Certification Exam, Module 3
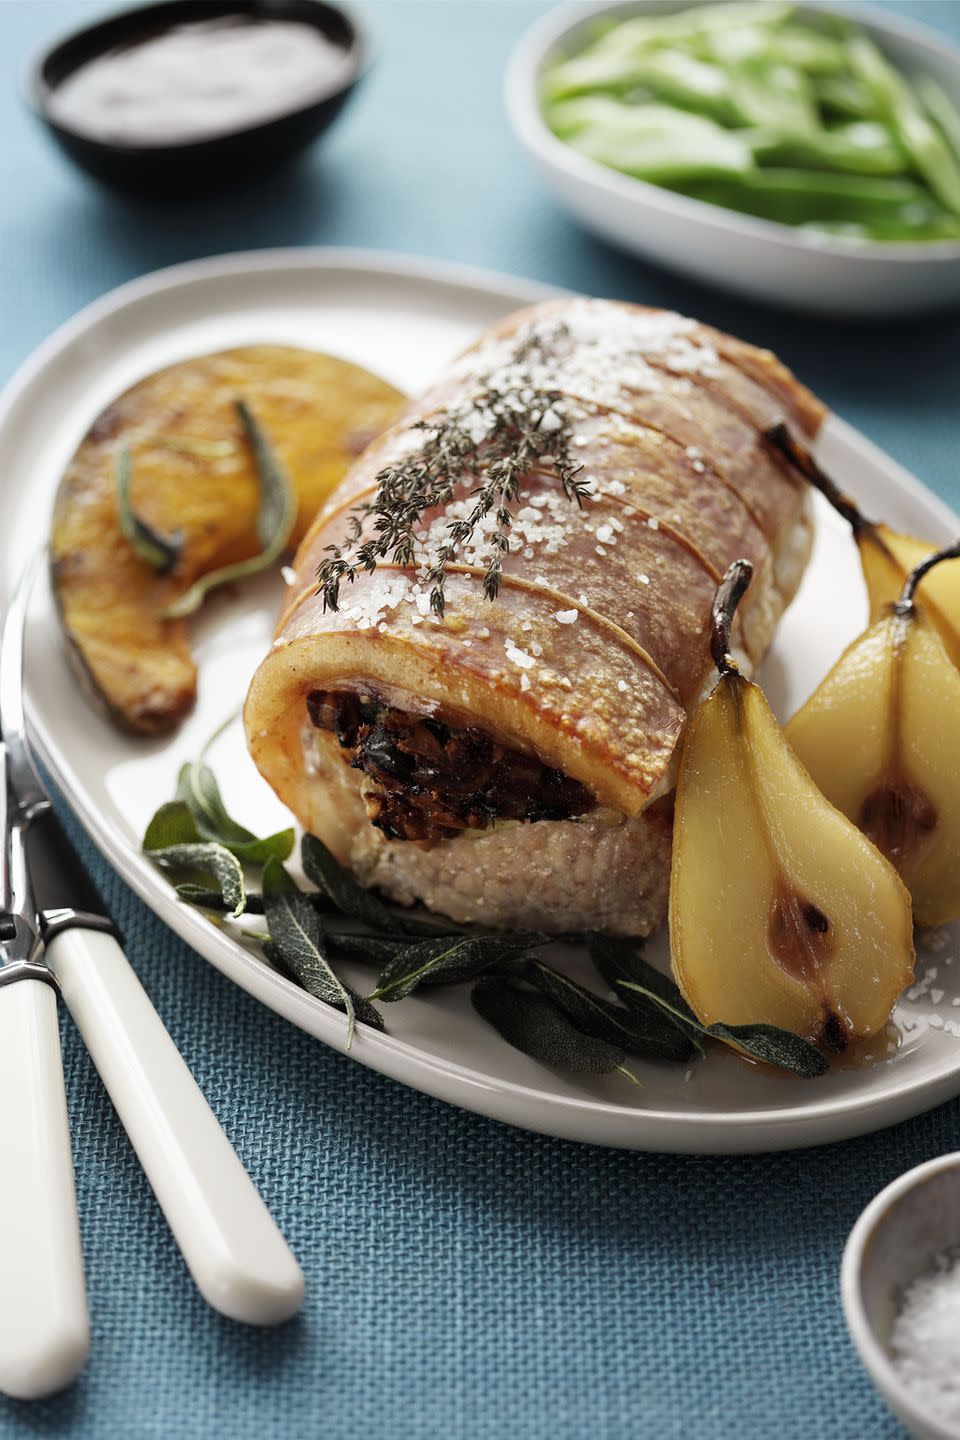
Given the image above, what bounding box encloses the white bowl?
[505,0,960,315]
[841,1153,960,1440]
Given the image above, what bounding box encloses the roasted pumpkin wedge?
[51,346,406,734]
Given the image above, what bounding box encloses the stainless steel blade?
[0,549,50,825]
[0,551,50,967]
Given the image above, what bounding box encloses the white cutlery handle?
[0,977,90,1399]
[47,928,304,1326]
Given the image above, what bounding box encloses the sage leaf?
[301,833,399,932]
[471,978,637,1083]
[116,446,183,573]
[262,859,383,1040]
[146,841,245,918]
[589,934,703,1053]
[143,799,199,851]
[176,762,293,862]
[528,959,695,1063]
[616,980,828,1078]
[321,930,414,967]
[262,857,296,895]
[163,398,296,619]
[371,933,538,1003]
[705,1023,829,1078]
[175,884,265,915]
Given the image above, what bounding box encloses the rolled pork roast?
[245,299,823,935]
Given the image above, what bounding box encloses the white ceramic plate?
[506,0,960,316]
[3,247,959,1153]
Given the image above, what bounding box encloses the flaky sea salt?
[555,609,578,625]
[505,641,535,670]
[890,1248,960,1429]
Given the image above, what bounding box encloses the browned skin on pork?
[246,300,822,934]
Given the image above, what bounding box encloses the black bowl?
[27,0,367,197]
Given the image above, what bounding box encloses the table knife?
[3,555,304,1353]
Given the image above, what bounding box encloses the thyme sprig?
[317,326,591,618]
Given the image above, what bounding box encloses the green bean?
[848,35,960,215]
[814,73,882,119]
[678,169,951,228]
[548,100,753,185]
[748,121,907,176]
[699,25,849,75]
[916,77,960,167]
[725,58,818,135]
[810,216,960,242]
[544,48,740,124]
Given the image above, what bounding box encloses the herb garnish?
[316,325,591,618]
[163,399,296,619]
[140,751,832,1079]
[262,859,383,1042]
[471,978,641,1087]
[116,446,183,573]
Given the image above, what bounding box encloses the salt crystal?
[505,642,536,670]
[617,680,628,693]
[578,594,590,606]
[932,988,945,1005]
[520,672,531,692]
[595,524,614,544]
[281,565,297,585]
[595,545,607,557]
[891,1247,960,1433]
[638,574,650,586]
[555,609,578,625]
[521,621,532,632]
[531,642,543,657]
[647,516,660,531]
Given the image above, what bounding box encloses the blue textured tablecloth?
[2,2,960,1436]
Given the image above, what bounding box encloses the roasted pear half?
[670,560,915,1054]
[51,346,405,735]
[787,542,960,927]
[767,422,960,669]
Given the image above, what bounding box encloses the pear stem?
[710,559,753,678]
[764,422,871,538]
[895,538,960,616]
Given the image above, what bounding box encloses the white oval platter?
[2,247,958,1153]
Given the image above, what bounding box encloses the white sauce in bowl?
[47,17,355,147]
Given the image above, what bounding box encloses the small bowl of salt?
[842,1153,960,1440]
